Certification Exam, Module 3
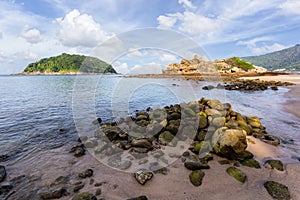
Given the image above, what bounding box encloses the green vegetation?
[23,53,117,73]
[242,44,300,71]
[224,57,255,71]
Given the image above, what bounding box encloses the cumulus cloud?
[159,53,178,64]
[56,9,111,47]
[250,43,288,55]
[113,61,129,74]
[157,11,220,35]
[127,48,148,58]
[130,62,163,75]
[14,51,38,61]
[157,15,178,29]
[279,0,300,15]
[177,12,220,35]
[178,0,196,9]
[20,26,42,44]
[237,38,288,55]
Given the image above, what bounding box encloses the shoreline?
[241,74,300,120]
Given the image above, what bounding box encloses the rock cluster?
[203,79,294,92]
[65,97,291,199]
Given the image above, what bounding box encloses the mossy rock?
[127,196,148,200]
[184,161,210,170]
[237,150,254,161]
[238,120,253,135]
[198,112,208,129]
[264,160,284,171]
[194,141,210,154]
[264,181,290,200]
[207,100,224,111]
[189,170,205,187]
[158,131,177,146]
[72,192,97,200]
[241,158,261,169]
[212,117,226,127]
[226,166,247,183]
[183,107,196,117]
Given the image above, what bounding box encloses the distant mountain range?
[23,53,116,74]
[241,44,300,71]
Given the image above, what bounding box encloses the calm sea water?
[0,75,300,164]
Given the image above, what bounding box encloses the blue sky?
[0,0,300,74]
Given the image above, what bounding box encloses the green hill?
[23,53,117,74]
[241,44,300,71]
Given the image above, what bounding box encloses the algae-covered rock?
[158,131,177,146]
[247,116,262,128]
[264,181,290,200]
[238,120,253,135]
[226,166,247,183]
[127,196,148,200]
[207,100,224,111]
[241,158,261,169]
[184,161,210,170]
[264,160,284,171]
[72,192,97,200]
[212,117,226,127]
[198,112,208,129]
[212,127,247,159]
[237,150,254,161]
[194,141,210,154]
[189,170,205,187]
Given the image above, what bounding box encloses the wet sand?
[4,136,299,200]
[242,74,300,120]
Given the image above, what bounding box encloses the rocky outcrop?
[162,55,268,75]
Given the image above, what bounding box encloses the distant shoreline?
[11,72,120,76]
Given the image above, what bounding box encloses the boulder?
[134,169,154,185]
[226,167,247,183]
[127,196,148,200]
[72,192,97,200]
[198,112,208,129]
[212,127,247,159]
[212,117,226,127]
[241,158,261,169]
[264,181,290,200]
[189,170,205,187]
[264,160,284,171]
[207,100,224,111]
[194,141,210,154]
[184,162,210,170]
[158,131,177,146]
[0,165,6,183]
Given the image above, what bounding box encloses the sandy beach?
[242,74,300,120]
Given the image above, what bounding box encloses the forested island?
[22,53,117,74]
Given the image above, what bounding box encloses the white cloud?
[159,53,178,64]
[237,38,288,55]
[13,51,38,61]
[279,0,300,15]
[20,26,42,44]
[113,61,129,74]
[177,12,220,35]
[237,37,272,47]
[178,0,196,9]
[0,32,3,39]
[56,9,111,47]
[157,15,178,29]
[130,62,163,74]
[127,48,148,58]
[251,43,288,55]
